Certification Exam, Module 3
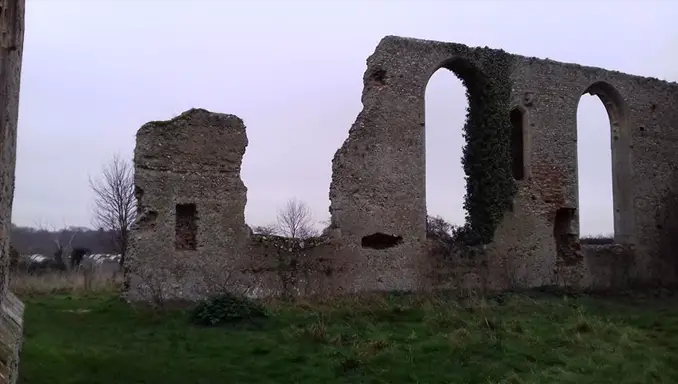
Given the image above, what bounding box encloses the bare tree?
[276,198,318,239]
[33,220,76,271]
[54,230,77,271]
[89,154,136,267]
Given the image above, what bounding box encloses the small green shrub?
[190,293,269,326]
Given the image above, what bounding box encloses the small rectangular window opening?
[554,207,575,238]
[175,203,198,251]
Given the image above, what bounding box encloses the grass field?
[17,288,678,384]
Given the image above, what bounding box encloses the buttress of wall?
[126,109,251,302]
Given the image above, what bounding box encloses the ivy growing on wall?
[457,51,517,245]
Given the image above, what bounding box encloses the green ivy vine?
[458,51,517,245]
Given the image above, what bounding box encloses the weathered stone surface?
[0,293,23,384]
[128,35,678,303]
[0,0,25,382]
[580,244,633,290]
[244,234,343,298]
[330,35,678,291]
[125,109,251,302]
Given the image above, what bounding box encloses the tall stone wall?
[125,109,252,301]
[330,35,678,292]
[126,35,678,303]
[0,0,25,382]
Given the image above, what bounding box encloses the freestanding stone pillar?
[0,0,25,382]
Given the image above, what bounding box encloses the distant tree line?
[10,224,118,255]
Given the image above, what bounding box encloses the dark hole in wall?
[367,68,387,85]
[510,108,525,181]
[361,233,403,250]
[137,210,159,228]
[553,207,579,266]
[175,203,198,251]
[134,186,144,200]
[134,186,145,215]
[553,207,575,237]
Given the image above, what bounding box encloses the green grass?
[18,291,678,384]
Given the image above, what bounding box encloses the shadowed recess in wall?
[361,233,404,250]
[554,207,579,266]
[175,203,198,251]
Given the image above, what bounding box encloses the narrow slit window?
[175,203,197,250]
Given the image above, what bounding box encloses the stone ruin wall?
[125,35,678,303]
[126,110,251,300]
[0,0,25,382]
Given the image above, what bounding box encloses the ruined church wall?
[329,37,499,293]
[330,35,678,293]
[125,110,356,301]
[243,236,348,298]
[127,36,678,304]
[621,82,678,285]
[509,56,678,287]
[125,109,252,301]
[328,36,565,293]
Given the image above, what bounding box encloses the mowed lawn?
[18,291,678,384]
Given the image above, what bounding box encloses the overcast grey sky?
[13,0,677,235]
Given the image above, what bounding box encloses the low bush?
[191,293,269,326]
[426,215,471,254]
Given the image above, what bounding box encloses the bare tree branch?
[89,154,136,267]
[32,220,75,271]
[276,198,318,239]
